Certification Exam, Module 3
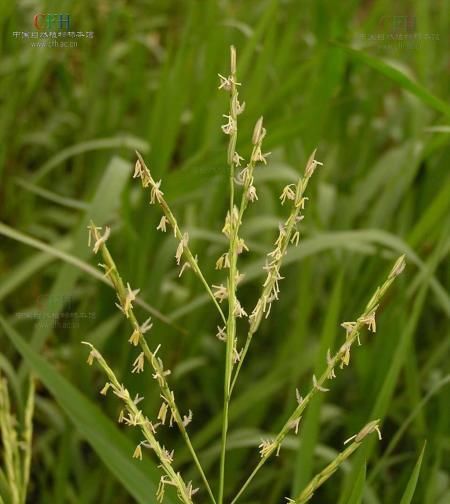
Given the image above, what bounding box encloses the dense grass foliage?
[0,1,449,503]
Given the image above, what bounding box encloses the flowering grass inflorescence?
[82,47,406,503]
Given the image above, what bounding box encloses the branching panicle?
[83,46,407,504]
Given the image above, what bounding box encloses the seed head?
[252,116,265,145]
[156,216,169,232]
[132,352,145,374]
[100,382,111,396]
[133,443,143,461]
[389,254,406,279]
[344,419,382,445]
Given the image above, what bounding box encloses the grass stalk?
[135,151,227,326]
[286,420,382,503]
[82,342,195,504]
[218,45,239,504]
[87,223,216,504]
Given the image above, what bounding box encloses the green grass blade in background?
[0,222,179,330]
[0,315,173,504]
[399,443,426,504]
[335,44,450,117]
[0,238,70,302]
[292,275,343,494]
[30,136,149,183]
[28,156,131,354]
[346,462,367,504]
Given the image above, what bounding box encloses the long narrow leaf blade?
[399,443,426,504]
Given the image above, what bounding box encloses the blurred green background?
[0,0,449,503]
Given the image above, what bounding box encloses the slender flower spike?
[124,410,144,426]
[140,317,153,334]
[179,261,191,277]
[128,329,140,346]
[258,439,276,458]
[87,224,101,247]
[341,321,358,339]
[247,185,258,202]
[158,402,169,425]
[253,147,271,165]
[150,180,164,205]
[100,382,111,396]
[161,447,174,464]
[175,232,189,265]
[326,349,336,379]
[280,184,296,205]
[216,326,227,341]
[133,159,143,178]
[133,443,143,461]
[132,352,145,374]
[221,114,237,136]
[232,340,242,364]
[291,230,300,246]
[389,254,406,279]
[212,284,228,303]
[232,152,244,166]
[344,419,382,445]
[182,410,193,427]
[359,308,378,333]
[87,224,110,254]
[339,342,351,369]
[304,150,323,179]
[216,253,230,270]
[124,283,140,314]
[313,374,329,392]
[291,417,301,435]
[236,238,249,255]
[218,73,241,91]
[252,116,266,145]
[133,394,144,405]
[234,300,248,318]
[112,383,130,401]
[82,341,100,365]
[156,215,169,232]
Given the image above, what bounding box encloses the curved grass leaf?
[334,44,450,118]
[399,443,426,504]
[31,136,150,183]
[346,462,367,504]
[0,222,180,331]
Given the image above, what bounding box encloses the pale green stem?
[290,433,371,503]
[218,45,238,504]
[20,376,34,503]
[0,378,20,504]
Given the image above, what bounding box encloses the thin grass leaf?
[399,443,426,504]
[346,461,366,504]
[31,136,149,183]
[334,44,450,117]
